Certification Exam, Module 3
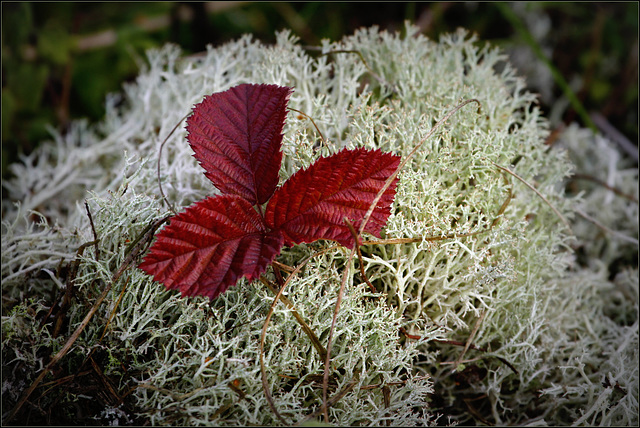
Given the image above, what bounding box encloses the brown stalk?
[575,208,639,245]
[320,99,482,423]
[157,113,190,216]
[570,173,638,203]
[344,219,377,294]
[321,229,358,422]
[359,99,481,238]
[85,201,100,261]
[259,247,337,425]
[89,356,122,405]
[259,276,327,361]
[295,375,359,426]
[451,310,486,370]
[288,107,327,145]
[4,215,170,425]
[38,370,93,394]
[489,160,573,233]
[358,168,511,249]
[100,276,130,342]
[51,239,98,338]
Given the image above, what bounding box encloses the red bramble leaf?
[139,195,284,299]
[187,83,292,205]
[264,147,400,248]
[140,84,400,299]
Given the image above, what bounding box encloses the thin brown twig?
[89,356,122,405]
[344,219,377,294]
[402,329,518,375]
[360,226,498,246]
[359,375,430,390]
[575,208,639,245]
[357,171,512,249]
[452,311,486,371]
[39,370,93,391]
[100,276,130,342]
[85,201,100,261]
[288,107,326,145]
[157,113,190,216]
[359,99,481,238]
[320,99,482,423]
[271,259,296,273]
[570,173,638,203]
[493,170,513,227]
[259,247,337,425]
[295,375,360,426]
[259,276,327,361]
[321,224,358,423]
[51,239,98,338]
[4,215,169,425]
[489,160,573,233]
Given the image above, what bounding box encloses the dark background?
[2,2,638,181]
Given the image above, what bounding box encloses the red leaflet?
[139,195,284,299]
[187,83,292,205]
[264,148,400,248]
[140,84,400,299]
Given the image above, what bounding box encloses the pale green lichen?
[2,23,637,426]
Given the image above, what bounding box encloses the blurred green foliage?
[1,3,172,180]
[2,2,637,183]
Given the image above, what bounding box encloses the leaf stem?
[321,99,482,423]
[259,276,328,361]
[259,247,336,425]
[322,238,357,423]
[489,160,573,233]
[288,107,326,145]
[359,99,481,237]
[157,113,190,216]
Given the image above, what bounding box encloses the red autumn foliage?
[264,147,400,248]
[187,84,291,205]
[138,195,284,299]
[139,83,400,299]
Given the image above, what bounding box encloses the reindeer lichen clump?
[2,24,637,426]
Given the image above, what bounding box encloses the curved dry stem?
[452,310,486,371]
[489,160,573,234]
[362,166,513,248]
[361,211,510,246]
[52,238,98,337]
[296,375,359,426]
[259,276,328,361]
[259,246,337,425]
[84,201,101,261]
[322,236,358,423]
[359,99,482,237]
[288,107,326,145]
[344,218,377,294]
[570,173,639,203]
[157,113,190,216]
[319,174,508,420]
[489,168,514,228]
[575,208,639,245]
[99,276,129,342]
[320,99,482,423]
